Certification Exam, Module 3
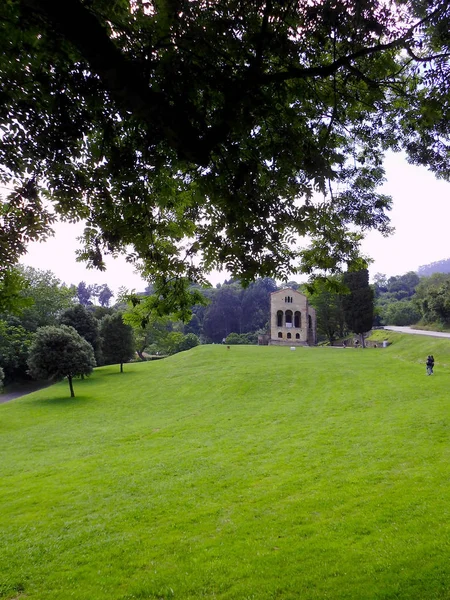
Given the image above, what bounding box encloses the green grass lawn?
[1,336,450,599]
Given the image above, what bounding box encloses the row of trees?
[0,265,206,393]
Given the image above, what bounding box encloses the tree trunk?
[68,375,75,397]
[137,350,146,361]
[120,362,123,373]
[360,333,365,348]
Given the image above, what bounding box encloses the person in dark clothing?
[426,355,435,375]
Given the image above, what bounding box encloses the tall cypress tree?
[343,270,374,348]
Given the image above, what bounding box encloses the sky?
[15,151,450,298]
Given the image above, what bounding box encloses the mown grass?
[1,338,450,599]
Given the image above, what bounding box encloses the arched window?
[308,314,312,329]
[294,311,301,328]
[285,310,293,328]
[277,310,283,327]
[287,332,292,339]
[295,333,300,339]
[278,331,283,338]
[285,296,287,303]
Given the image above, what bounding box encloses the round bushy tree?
[174,333,200,353]
[27,325,96,397]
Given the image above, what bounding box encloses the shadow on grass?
[31,394,92,407]
[103,369,140,377]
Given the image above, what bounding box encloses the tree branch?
[20,0,211,164]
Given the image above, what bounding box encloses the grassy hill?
[1,337,450,599]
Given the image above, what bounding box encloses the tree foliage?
[308,277,346,345]
[0,268,33,315]
[0,319,33,383]
[17,266,75,331]
[60,303,102,362]
[27,325,96,397]
[374,271,421,325]
[100,312,135,372]
[2,0,450,303]
[382,300,421,326]
[414,273,450,325]
[175,333,200,353]
[342,269,374,346]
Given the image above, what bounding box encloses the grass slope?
[1,339,450,600]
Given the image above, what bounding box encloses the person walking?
[426,355,435,375]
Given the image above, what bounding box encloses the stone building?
[269,288,316,346]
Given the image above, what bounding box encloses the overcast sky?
[15,151,450,297]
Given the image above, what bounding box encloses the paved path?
[0,381,52,404]
[384,326,450,339]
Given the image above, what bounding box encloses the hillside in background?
[2,340,450,599]
[418,258,450,276]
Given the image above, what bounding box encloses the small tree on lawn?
[27,325,96,398]
[100,313,135,372]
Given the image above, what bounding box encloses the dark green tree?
[240,278,277,333]
[2,0,450,306]
[309,277,346,345]
[27,325,96,397]
[60,304,102,363]
[343,269,374,347]
[184,313,202,337]
[203,285,242,343]
[100,313,135,372]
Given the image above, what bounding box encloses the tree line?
[0,266,204,394]
[374,271,450,329]
[2,263,450,394]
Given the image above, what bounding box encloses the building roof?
[270,287,306,298]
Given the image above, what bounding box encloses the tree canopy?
[1,0,450,299]
[27,325,96,397]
